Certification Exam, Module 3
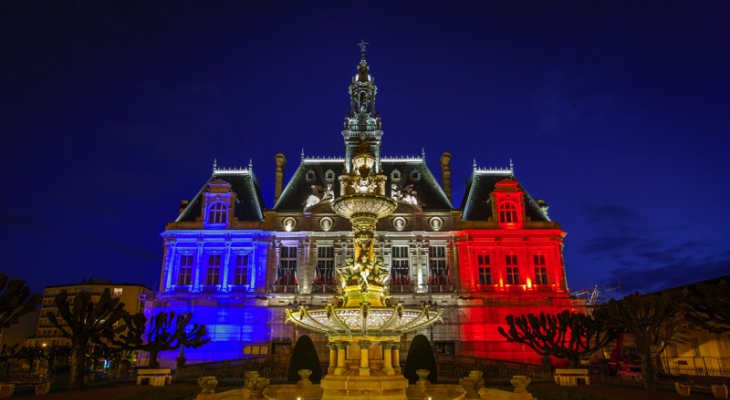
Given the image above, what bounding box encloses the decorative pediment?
[494,178,520,193]
[207,179,232,193]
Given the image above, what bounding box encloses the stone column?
[163,240,176,291]
[392,342,402,373]
[382,341,394,375]
[194,239,204,290]
[327,342,337,374]
[335,341,348,375]
[358,340,372,376]
[222,239,232,291]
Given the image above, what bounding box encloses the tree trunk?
[68,340,86,390]
[637,336,655,390]
[148,350,160,368]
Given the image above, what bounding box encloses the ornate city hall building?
[150,50,579,367]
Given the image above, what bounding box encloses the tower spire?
[343,42,383,174]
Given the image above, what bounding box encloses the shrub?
[403,334,437,384]
[287,335,322,383]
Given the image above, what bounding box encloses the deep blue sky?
[2,1,729,297]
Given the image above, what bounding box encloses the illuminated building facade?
[150,51,579,367]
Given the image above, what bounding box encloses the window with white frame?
[208,202,228,224]
[206,255,221,285]
[234,255,249,285]
[391,246,410,285]
[278,246,297,286]
[498,202,518,223]
[477,254,491,285]
[428,246,449,285]
[178,255,193,285]
[315,247,335,285]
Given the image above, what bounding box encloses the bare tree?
[683,278,730,334]
[46,289,127,390]
[0,274,42,329]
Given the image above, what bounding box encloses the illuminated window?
[178,255,193,285]
[498,202,518,223]
[478,255,491,285]
[112,288,123,297]
[316,247,335,285]
[234,255,248,285]
[507,267,520,285]
[428,246,449,285]
[208,202,227,224]
[391,246,410,285]
[206,255,221,285]
[278,246,297,286]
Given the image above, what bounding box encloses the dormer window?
[325,169,335,182]
[498,202,518,224]
[208,202,228,224]
[410,169,421,182]
[306,169,316,182]
[391,169,401,182]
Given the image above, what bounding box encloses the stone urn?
[459,371,484,399]
[297,369,313,388]
[197,376,218,394]
[416,369,431,390]
[242,371,259,397]
[675,382,691,397]
[511,375,532,393]
[245,376,270,399]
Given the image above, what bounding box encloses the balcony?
[229,285,250,293]
[311,283,337,293]
[477,285,496,292]
[428,284,455,293]
[389,283,415,293]
[271,284,298,293]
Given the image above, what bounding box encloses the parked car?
[617,365,642,381]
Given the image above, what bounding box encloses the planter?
[712,384,729,399]
[675,382,691,397]
[0,384,15,398]
[297,369,313,388]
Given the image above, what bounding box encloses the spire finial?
[213,158,217,173]
[249,158,253,170]
[358,40,369,54]
[421,147,426,159]
[473,159,477,169]
[509,158,514,174]
[301,148,305,162]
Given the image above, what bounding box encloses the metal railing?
[435,354,550,381]
[176,354,289,381]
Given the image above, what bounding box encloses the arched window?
[208,202,227,224]
[498,202,518,224]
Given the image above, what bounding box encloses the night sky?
[2,1,729,298]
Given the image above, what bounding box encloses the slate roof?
[460,170,550,222]
[177,170,266,222]
[274,158,453,212]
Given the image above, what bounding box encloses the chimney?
[178,200,189,216]
[440,152,452,202]
[274,153,287,203]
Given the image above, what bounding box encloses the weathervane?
[358,40,369,53]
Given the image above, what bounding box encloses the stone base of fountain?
[319,369,409,400]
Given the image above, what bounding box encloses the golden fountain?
[286,143,444,400]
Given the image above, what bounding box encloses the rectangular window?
[178,255,193,285]
[234,255,249,285]
[278,246,297,285]
[428,246,449,285]
[391,246,410,284]
[316,247,335,285]
[507,267,520,285]
[691,338,700,356]
[535,267,548,285]
[505,254,518,266]
[206,255,221,285]
[112,288,123,297]
[477,254,491,285]
[533,254,546,266]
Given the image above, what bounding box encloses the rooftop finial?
[249,158,253,170]
[213,158,217,173]
[473,158,477,169]
[301,148,305,162]
[358,40,369,54]
[510,158,514,174]
[421,147,426,159]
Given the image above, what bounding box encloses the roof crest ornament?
[358,40,369,54]
[213,158,217,173]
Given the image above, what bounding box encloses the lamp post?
[35,343,47,374]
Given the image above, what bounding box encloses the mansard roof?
[274,156,452,212]
[460,168,550,222]
[177,168,265,222]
